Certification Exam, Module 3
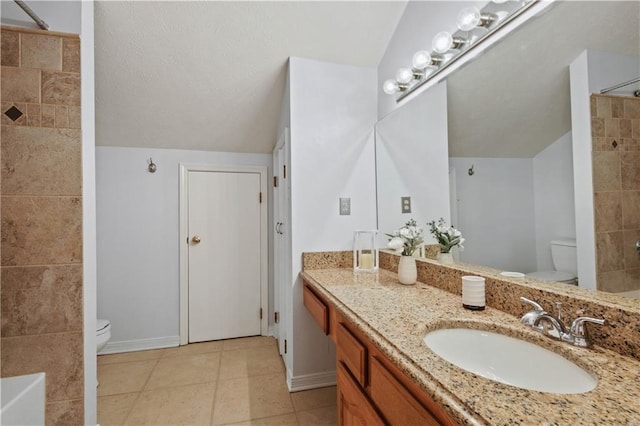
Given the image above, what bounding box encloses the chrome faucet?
[520,297,605,347]
[519,297,545,326]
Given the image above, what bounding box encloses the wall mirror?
[375,1,640,298]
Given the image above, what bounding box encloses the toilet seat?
[527,271,575,283]
[97,319,110,336]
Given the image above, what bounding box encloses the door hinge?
[283,165,287,179]
[275,312,279,323]
[284,339,287,354]
[273,176,278,187]
[260,308,263,320]
[259,192,263,203]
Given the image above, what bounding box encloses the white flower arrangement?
[386,219,424,256]
[428,218,464,254]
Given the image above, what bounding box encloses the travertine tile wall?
[0,26,84,424]
[591,94,640,293]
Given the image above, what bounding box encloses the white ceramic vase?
[398,255,417,285]
[437,252,454,265]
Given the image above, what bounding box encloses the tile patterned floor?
[97,336,337,425]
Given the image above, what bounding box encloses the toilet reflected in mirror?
[527,239,577,285]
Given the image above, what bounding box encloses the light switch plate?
[340,198,351,215]
[401,196,411,213]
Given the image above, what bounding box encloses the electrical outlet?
[340,198,351,215]
[401,196,411,213]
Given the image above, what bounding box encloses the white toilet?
[528,239,577,285]
[96,319,111,354]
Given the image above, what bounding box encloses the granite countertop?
[301,268,640,425]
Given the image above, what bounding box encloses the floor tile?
[227,413,299,426]
[295,406,338,426]
[97,393,139,425]
[222,336,276,351]
[291,386,336,412]
[98,360,157,396]
[162,340,224,358]
[219,344,284,380]
[212,373,294,425]
[124,382,216,425]
[145,351,221,390]
[98,348,166,365]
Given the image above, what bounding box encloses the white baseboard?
[287,370,336,392]
[99,336,180,355]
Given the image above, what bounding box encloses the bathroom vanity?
[301,251,640,425]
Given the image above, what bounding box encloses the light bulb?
[382,79,398,95]
[412,50,432,70]
[395,67,414,85]
[457,7,481,31]
[432,31,453,54]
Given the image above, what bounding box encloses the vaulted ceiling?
[94,1,407,153]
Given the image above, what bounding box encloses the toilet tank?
[551,239,577,275]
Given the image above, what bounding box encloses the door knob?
[191,236,201,244]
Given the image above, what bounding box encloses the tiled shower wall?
[591,94,640,293]
[0,26,84,423]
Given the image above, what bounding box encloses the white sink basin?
[424,328,596,394]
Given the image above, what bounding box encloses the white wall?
[96,147,272,349]
[1,1,80,33]
[376,81,450,247]
[81,1,97,424]
[533,131,576,272]
[288,57,378,380]
[449,157,537,273]
[570,49,640,289]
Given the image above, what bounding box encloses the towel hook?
[148,158,157,173]
[468,165,475,176]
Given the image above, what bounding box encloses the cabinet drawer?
[337,362,384,426]
[303,285,329,335]
[337,322,367,387]
[370,356,440,425]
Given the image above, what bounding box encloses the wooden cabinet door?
[337,362,384,426]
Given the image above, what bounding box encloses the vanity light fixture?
[432,31,467,54]
[396,67,415,85]
[412,50,442,70]
[382,0,544,100]
[457,7,497,31]
[383,79,405,95]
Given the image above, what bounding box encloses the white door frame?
[179,163,269,345]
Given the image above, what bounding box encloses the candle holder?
[353,230,379,272]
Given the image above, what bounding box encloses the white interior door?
[188,170,262,342]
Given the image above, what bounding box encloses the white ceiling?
[447,1,640,158]
[94,1,407,154]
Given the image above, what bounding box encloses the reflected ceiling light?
[457,7,497,31]
[432,31,467,54]
[382,79,399,95]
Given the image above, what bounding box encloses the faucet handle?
[520,296,544,311]
[520,297,545,326]
[569,316,605,347]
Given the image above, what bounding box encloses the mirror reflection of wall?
[375,1,640,296]
[375,82,450,249]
